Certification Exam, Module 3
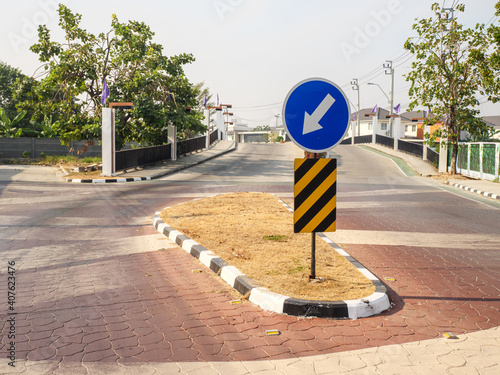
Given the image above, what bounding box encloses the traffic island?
[153,193,391,319]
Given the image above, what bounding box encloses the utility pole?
[350,79,360,139]
[274,114,281,130]
[383,60,394,137]
[274,114,281,142]
[222,104,233,141]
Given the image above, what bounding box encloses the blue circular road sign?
[282,78,351,153]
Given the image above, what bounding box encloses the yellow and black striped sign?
[294,158,337,233]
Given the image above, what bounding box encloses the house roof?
[351,107,390,121]
[482,115,500,129]
[351,108,500,125]
[400,110,428,122]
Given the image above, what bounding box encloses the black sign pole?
[309,152,320,281]
[311,232,316,280]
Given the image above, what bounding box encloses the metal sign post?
[284,78,349,281]
[311,231,316,280]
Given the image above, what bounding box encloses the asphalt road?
[159,142,304,185]
[0,143,498,374]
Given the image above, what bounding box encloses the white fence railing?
[448,142,500,181]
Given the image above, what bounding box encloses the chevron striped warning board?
[294,158,337,233]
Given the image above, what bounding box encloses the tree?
[180,81,215,140]
[404,2,492,174]
[0,108,27,137]
[473,1,500,104]
[34,115,59,139]
[0,61,22,120]
[0,61,38,134]
[26,4,205,148]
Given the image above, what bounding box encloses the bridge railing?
[376,134,394,148]
[398,139,423,158]
[115,130,218,171]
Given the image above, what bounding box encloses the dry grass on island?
[160,192,375,301]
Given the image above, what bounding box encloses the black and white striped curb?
[66,176,151,183]
[152,198,391,319]
[445,181,500,201]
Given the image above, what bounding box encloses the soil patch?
[431,172,475,181]
[1,158,103,179]
[65,169,103,179]
[161,192,375,301]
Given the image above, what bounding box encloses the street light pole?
[367,82,391,136]
[384,60,395,137]
[350,79,360,139]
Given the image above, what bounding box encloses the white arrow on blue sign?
[282,78,351,153]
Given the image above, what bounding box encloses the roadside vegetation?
[0,4,214,149]
[1,154,101,167]
[405,1,500,174]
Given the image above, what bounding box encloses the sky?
[1,0,499,127]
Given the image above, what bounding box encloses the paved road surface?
[0,143,498,374]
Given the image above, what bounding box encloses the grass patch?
[1,155,102,166]
[41,155,101,165]
[263,234,288,242]
[161,192,375,301]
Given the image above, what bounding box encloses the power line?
[233,102,282,110]
[236,6,496,118]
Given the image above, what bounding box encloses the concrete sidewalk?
[65,140,236,183]
[174,327,500,374]
[362,143,500,201]
[3,324,498,374]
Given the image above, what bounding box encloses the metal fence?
[178,135,206,156]
[210,130,218,144]
[450,142,500,180]
[398,139,423,158]
[115,130,218,171]
[354,135,373,144]
[376,134,394,148]
[2,130,219,171]
[115,144,171,171]
[483,143,497,175]
[427,147,439,166]
[340,138,352,145]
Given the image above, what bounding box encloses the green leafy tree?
[32,114,59,138]
[404,2,492,174]
[27,4,205,148]
[0,61,39,134]
[188,81,219,138]
[0,108,27,137]
[0,61,23,121]
[473,1,500,104]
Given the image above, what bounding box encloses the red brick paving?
[3,237,497,364]
[0,180,498,365]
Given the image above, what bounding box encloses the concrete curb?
[444,181,500,201]
[65,142,237,184]
[66,176,151,183]
[152,196,391,319]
